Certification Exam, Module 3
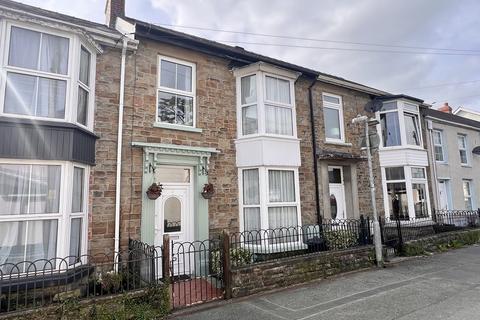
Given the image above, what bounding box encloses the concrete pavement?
[174,245,480,320]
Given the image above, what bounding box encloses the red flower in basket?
[146,183,163,200]
[201,183,215,199]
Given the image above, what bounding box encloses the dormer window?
[378,100,422,148]
[0,23,96,130]
[235,65,297,138]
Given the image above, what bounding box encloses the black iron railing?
[0,239,162,314]
[381,209,480,253]
[229,216,373,267]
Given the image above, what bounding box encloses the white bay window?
[383,166,431,221]
[241,167,301,234]
[378,100,422,148]
[0,161,88,274]
[0,22,96,129]
[235,65,297,138]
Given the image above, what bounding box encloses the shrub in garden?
[323,230,358,250]
[211,247,253,275]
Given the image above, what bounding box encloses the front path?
[174,245,480,320]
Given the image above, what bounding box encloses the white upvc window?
[463,180,473,210]
[377,100,422,148]
[457,134,469,165]
[323,93,344,143]
[264,75,294,136]
[0,160,88,274]
[240,167,301,235]
[0,22,96,130]
[433,130,445,162]
[382,166,431,221]
[156,56,196,128]
[235,65,297,138]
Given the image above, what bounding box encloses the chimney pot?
[438,102,452,114]
[105,0,125,28]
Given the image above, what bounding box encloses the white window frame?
[74,45,95,130]
[432,129,446,163]
[239,167,302,235]
[235,66,297,139]
[0,20,96,131]
[156,55,197,130]
[0,159,89,271]
[376,100,423,150]
[239,73,258,137]
[263,73,296,137]
[463,180,473,210]
[322,93,345,143]
[382,165,431,222]
[457,134,469,166]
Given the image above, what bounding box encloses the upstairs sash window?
[5,26,69,119]
[157,57,195,127]
[265,76,293,136]
[323,93,344,142]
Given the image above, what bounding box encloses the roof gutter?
[114,37,128,269]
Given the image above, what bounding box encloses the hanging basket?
[146,183,163,200]
[201,183,215,199]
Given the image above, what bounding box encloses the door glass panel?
[164,197,181,233]
[330,194,338,219]
[387,182,409,220]
[156,167,190,183]
[412,183,428,218]
[328,168,342,184]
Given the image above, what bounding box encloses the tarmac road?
[174,245,480,320]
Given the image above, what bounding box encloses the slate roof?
[424,108,480,130]
[0,0,120,35]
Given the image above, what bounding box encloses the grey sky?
[18,0,480,111]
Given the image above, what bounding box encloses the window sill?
[153,122,202,133]
[461,164,472,168]
[379,146,425,151]
[436,161,448,165]
[325,140,352,147]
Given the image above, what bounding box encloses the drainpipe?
[114,37,128,270]
[427,119,440,210]
[308,78,322,224]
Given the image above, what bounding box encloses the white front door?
[154,166,194,276]
[438,180,450,210]
[328,166,346,220]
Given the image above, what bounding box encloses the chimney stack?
[438,102,452,114]
[105,0,125,28]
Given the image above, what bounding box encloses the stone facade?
[90,38,320,253]
[311,82,385,219]
[231,246,375,298]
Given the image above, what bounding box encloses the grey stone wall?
[230,246,375,298]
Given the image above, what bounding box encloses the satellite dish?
[364,98,383,113]
[473,146,480,155]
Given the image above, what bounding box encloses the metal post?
[222,231,232,299]
[363,118,384,267]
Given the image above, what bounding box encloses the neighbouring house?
[453,106,480,122]
[424,103,480,211]
[375,95,433,221]
[311,78,386,220]
[0,0,137,270]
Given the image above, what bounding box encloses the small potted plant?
[146,183,163,200]
[201,183,215,199]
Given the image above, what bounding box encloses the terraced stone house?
[0,0,438,271]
